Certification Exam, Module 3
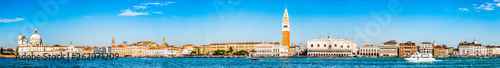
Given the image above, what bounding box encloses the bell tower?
[282,5,290,52]
[162,37,167,47]
[112,37,115,47]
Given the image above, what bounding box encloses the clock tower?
[282,6,290,52]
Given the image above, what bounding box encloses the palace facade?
[380,40,398,57]
[458,40,486,57]
[359,45,380,57]
[307,35,358,57]
[398,41,418,57]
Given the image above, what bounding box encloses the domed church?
[18,28,43,46]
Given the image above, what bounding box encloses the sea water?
[1,58,499,67]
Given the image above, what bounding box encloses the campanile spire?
[282,5,290,52]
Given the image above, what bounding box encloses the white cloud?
[484,3,495,10]
[475,4,485,9]
[496,3,500,7]
[133,6,148,9]
[118,9,149,16]
[459,8,469,11]
[141,2,161,5]
[151,11,162,14]
[495,0,499,2]
[118,1,174,16]
[0,17,24,23]
[474,3,495,11]
[84,16,92,18]
[141,1,174,6]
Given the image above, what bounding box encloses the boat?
[142,57,147,59]
[321,57,331,59]
[484,56,490,58]
[404,52,436,62]
[251,58,259,61]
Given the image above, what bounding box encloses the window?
[341,45,343,48]
[329,45,331,48]
[324,44,326,47]
[317,44,320,47]
[311,44,313,47]
[347,46,350,48]
[334,44,337,47]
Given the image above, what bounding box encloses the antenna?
[319,34,321,39]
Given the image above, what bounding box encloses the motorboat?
[251,58,259,61]
[404,52,436,62]
[321,57,331,59]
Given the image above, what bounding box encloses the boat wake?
[407,60,441,63]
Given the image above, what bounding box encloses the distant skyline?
[1,0,500,48]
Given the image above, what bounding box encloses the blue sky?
[0,0,499,48]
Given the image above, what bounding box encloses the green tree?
[225,51,231,55]
[0,47,3,55]
[233,50,249,55]
[228,46,233,53]
[213,50,226,55]
[15,47,18,55]
[190,51,197,54]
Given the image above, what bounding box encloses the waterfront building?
[419,42,434,54]
[289,44,306,56]
[433,45,448,57]
[205,41,286,56]
[450,48,459,57]
[181,44,194,55]
[192,46,199,54]
[199,45,210,55]
[398,41,418,57]
[17,28,94,56]
[146,48,163,57]
[108,37,187,57]
[110,44,126,57]
[486,45,500,57]
[165,48,180,56]
[379,40,398,57]
[458,40,486,57]
[253,42,284,57]
[358,45,380,57]
[162,45,175,56]
[208,42,260,54]
[282,6,290,52]
[306,35,358,57]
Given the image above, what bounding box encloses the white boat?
[404,52,436,62]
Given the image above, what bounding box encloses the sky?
[0,0,499,48]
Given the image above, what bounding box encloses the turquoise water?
[1,58,500,67]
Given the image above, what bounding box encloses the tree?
[0,47,3,55]
[15,47,18,55]
[213,50,226,55]
[233,50,249,55]
[228,46,233,53]
[190,51,197,54]
[226,46,234,55]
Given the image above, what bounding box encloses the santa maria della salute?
[18,28,43,47]
[17,28,84,56]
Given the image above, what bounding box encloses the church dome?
[30,34,41,42]
[29,28,42,45]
